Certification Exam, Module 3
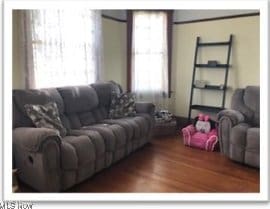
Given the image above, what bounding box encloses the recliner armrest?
[13,127,61,152]
[217,109,245,126]
[135,102,155,116]
[13,127,62,192]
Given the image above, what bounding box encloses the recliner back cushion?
[40,88,65,113]
[92,107,108,121]
[13,89,51,115]
[108,80,123,95]
[13,96,34,128]
[231,86,260,127]
[13,88,69,128]
[13,89,51,128]
[90,82,113,108]
[41,88,71,129]
[57,86,102,129]
[243,86,260,126]
[57,86,98,114]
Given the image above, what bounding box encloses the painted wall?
[102,18,127,91]
[13,10,25,89]
[171,16,260,117]
[102,10,126,20]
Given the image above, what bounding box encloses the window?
[127,11,172,99]
[24,10,102,88]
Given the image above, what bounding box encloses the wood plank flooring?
[68,135,259,193]
[20,135,259,193]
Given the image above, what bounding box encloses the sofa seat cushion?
[81,124,127,150]
[103,115,150,138]
[68,129,105,157]
[102,118,140,140]
[132,116,149,136]
[61,135,96,170]
[102,118,137,141]
[136,113,154,128]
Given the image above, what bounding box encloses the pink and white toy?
[182,113,218,151]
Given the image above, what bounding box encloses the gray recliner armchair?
[217,86,260,168]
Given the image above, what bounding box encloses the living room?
[3,0,268,204]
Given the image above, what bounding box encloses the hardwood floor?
[20,135,260,193]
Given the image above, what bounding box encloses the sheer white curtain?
[131,11,169,110]
[20,9,103,89]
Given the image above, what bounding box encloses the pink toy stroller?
[182,114,218,151]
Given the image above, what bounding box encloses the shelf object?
[188,35,233,121]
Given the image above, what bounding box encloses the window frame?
[127,10,173,97]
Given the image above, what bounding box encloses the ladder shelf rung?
[193,84,226,91]
[190,105,224,113]
[195,64,229,68]
[198,41,230,46]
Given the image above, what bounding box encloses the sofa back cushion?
[13,82,125,129]
[13,88,67,128]
[57,85,108,128]
[57,86,98,114]
[13,96,34,128]
[109,80,123,94]
[90,82,113,108]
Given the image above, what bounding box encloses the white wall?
[102,18,127,91]
[13,10,25,89]
[102,10,126,20]
[172,15,260,117]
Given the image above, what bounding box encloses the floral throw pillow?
[109,92,136,119]
[24,102,67,137]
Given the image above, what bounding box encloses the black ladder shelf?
[188,35,233,121]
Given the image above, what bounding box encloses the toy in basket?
[182,114,218,151]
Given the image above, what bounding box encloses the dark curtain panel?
[167,10,173,98]
[126,10,133,92]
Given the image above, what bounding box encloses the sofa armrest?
[217,109,245,126]
[13,127,62,192]
[135,102,155,116]
[13,127,61,152]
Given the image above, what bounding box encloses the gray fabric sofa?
[217,86,260,168]
[13,82,155,192]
